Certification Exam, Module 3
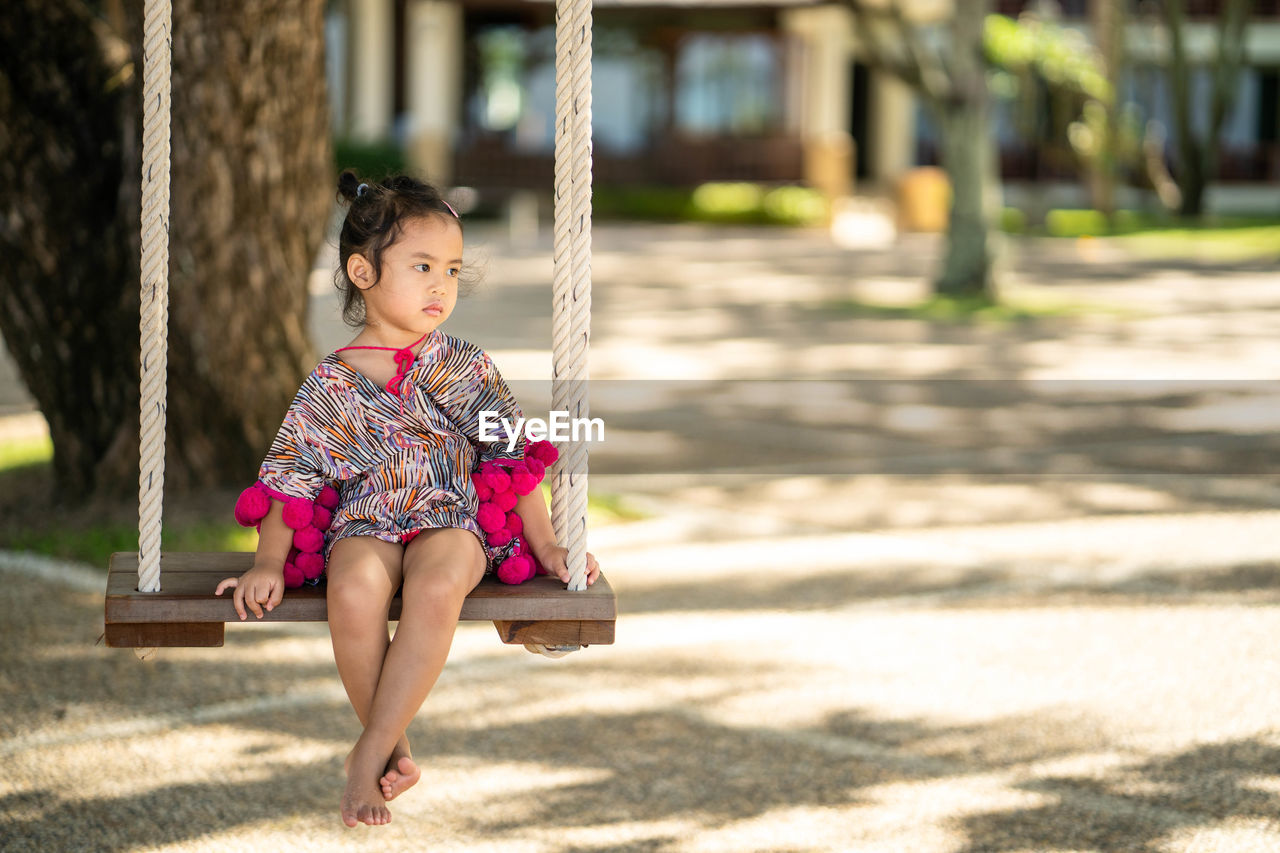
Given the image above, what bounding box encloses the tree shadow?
[953,738,1280,853]
[0,759,341,852]
[5,565,1280,851]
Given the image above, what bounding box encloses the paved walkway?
[2,224,1279,851]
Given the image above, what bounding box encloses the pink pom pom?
[233,486,271,528]
[473,479,492,501]
[312,505,333,530]
[282,498,314,531]
[505,511,523,535]
[525,457,546,480]
[293,526,324,553]
[296,552,325,580]
[493,488,518,512]
[496,554,534,585]
[480,466,511,493]
[528,440,558,465]
[317,484,340,509]
[282,563,305,589]
[486,528,513,548]
[509,464,539,496]
[476,502,506,533]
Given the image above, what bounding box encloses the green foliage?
[594,182,827,226]
[984,15,1110,104]
[1043,208,1144,237]
[3,516,258,568]
[1001,209,1280,259]
[761,186,828,225]
[1000,207,1028,234]
[985,13,1141,186]
[333,138,407,180]
[592,186,697,221]
[0,434,52,471]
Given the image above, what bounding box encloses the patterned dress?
[256,329,525,569]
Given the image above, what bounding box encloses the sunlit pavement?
[2,223,1279,851]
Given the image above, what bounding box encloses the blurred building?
[325,0,1279,212]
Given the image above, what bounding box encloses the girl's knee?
[327,577,387,626]
[327,562,397,624]
[401,533,485,610]
[402,566,477,613]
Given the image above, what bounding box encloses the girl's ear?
[347,253,375,290]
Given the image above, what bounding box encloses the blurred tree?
[985,8,1181,220]
[0,0,330,501]
[1087,0,1123,219]
[1152,0,1250,218]
[839,0,999,299]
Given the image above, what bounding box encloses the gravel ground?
[3,510,1280,852]
[2,225,1278,851]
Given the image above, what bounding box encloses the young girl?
[215,171,600,828]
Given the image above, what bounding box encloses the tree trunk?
[0,0,331,501]
[164,0,332,490]
[0,1,140,497]
[934,0,998,299]
[1088,0,1124,222]
[1162,0,1248,219]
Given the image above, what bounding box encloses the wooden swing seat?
[105,551,615,649]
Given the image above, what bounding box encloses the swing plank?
[104,552,615,648]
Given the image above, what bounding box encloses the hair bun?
[336,169,364,203]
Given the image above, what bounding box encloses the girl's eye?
[448,267,460,277]
[413,263,430,273]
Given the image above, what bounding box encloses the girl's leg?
[325,538,415,805]
[340,528,485,827]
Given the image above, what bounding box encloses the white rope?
[551,0,593,594]
[137,0,172,594]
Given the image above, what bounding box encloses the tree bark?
[935,101,998,298]
[933,0,998,299]
[0,1,140,496]
[164,0,332,489]
[0,0,331,501]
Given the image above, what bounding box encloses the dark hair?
[334,170,467,327]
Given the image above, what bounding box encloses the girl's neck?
[350,327,434,352]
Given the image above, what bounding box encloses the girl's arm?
[514,488,600,586]
[214,500,295,619]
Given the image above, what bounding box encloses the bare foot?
[342,750,393,827]
[380,752,421,801]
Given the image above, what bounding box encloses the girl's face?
[347,215,463,346]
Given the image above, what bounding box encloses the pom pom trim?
[475,442,558,584]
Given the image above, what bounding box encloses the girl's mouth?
[424,302,443,316]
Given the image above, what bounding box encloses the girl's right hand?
[215,566,285,620]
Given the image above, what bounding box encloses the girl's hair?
[334,170,468,327]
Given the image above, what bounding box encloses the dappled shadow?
[618,566,1009,615]
[954,738,1280,853]
[0,759,340,851]
[4,561,1280,851]
[617,558,1280,618]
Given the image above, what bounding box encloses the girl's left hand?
[537,546,600,586]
